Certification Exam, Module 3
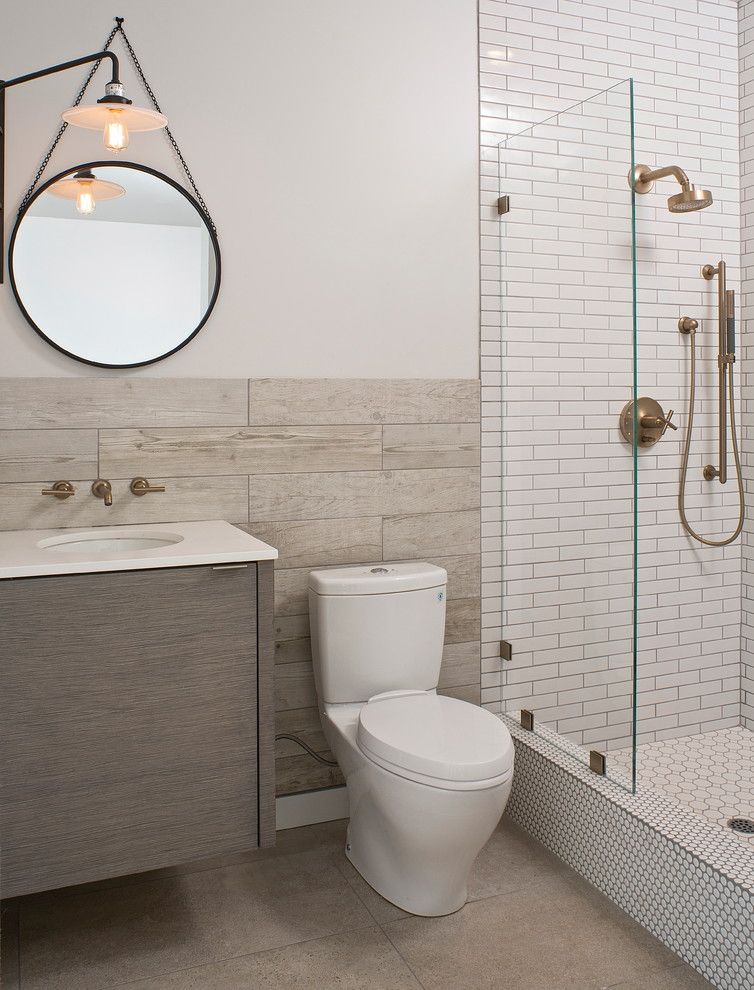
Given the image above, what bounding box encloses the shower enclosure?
[495,78,751,841]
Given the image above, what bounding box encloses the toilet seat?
[357,691,513,788]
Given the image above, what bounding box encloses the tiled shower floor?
[609,727,754,846]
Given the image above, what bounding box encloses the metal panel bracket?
[589,750,607,776]
[497,195,510,215]
[499,640,513,662]
[520,709,534,731]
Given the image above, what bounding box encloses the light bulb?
[75,183,96,215]
[103,109,129,152]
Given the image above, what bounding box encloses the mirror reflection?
[10,163,219,367]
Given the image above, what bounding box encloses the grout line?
[0,427,104,432]
[0,465,481,484]
[87,420,480,431]
[101,923,378,990]
[377,922,430,990]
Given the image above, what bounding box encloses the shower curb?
[501,715,754,990]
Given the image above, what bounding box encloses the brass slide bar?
[701,260,733,485]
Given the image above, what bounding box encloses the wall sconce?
[0,17,167,281]
[62,82,166,154]
[48,168,125,215]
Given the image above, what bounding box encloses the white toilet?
[308,562,514,917]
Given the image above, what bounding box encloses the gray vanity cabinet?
[0,561,275,898]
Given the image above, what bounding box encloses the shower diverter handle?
[640,409,677,436]
[619,398,677,448]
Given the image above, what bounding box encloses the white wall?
[0,0,479,378]
[480,0,742,751]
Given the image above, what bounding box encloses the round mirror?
[9,162,220,368]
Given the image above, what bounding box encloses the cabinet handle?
[211,563,249,570]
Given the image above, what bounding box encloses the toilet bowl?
[309,563,514,917]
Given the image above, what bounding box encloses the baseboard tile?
[275,785,348,830]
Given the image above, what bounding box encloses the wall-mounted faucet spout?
[92,479,113,507]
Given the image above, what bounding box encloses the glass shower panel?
[497,79,637,789]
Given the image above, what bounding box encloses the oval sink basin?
[38,531,184,554]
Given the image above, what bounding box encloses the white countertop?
[0,520,278,580]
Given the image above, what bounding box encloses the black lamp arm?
[0,49,122,284]
[0,50,121,91]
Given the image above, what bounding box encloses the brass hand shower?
[627,165,740,544]
[677,264,744,547]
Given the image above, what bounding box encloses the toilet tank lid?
[308,562,447,596]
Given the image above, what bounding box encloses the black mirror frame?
[8,160,221,369]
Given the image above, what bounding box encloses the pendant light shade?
[62,102,167,132]
[62,81,168,152]
[48,169,125,214]
[62,103,167,152]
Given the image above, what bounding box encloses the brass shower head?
[629,164,713,214]
[667,187,713,213]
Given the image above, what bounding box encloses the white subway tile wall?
[741,0,754,731]
[480,0,743,752]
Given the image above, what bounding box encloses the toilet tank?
[308,563,447,704]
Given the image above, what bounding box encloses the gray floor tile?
[19,848,372,990]
[466,816,569,902]
[607,963,715,989]
[10,817,715,990]
[331,850,410,925]
[382,871,684,990]
[106,926,423,989]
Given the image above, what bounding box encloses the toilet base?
[345,833,466,917]
[343,761,512,917]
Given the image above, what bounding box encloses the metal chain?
[117,23,216,231]
[18,22,120,213]
[18,18,216,234]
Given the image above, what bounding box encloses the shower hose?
[678,330,744,547]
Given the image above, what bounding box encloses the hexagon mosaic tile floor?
[609,727,754,846]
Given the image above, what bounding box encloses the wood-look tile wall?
[0,378,481,796]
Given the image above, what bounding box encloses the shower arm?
[638,164,691,191]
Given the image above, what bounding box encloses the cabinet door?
[1,564,258,897]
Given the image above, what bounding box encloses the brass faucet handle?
[640,410,676,434]
[130,477,166,496]
[660,409,677,435]
[41,481,75,499]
